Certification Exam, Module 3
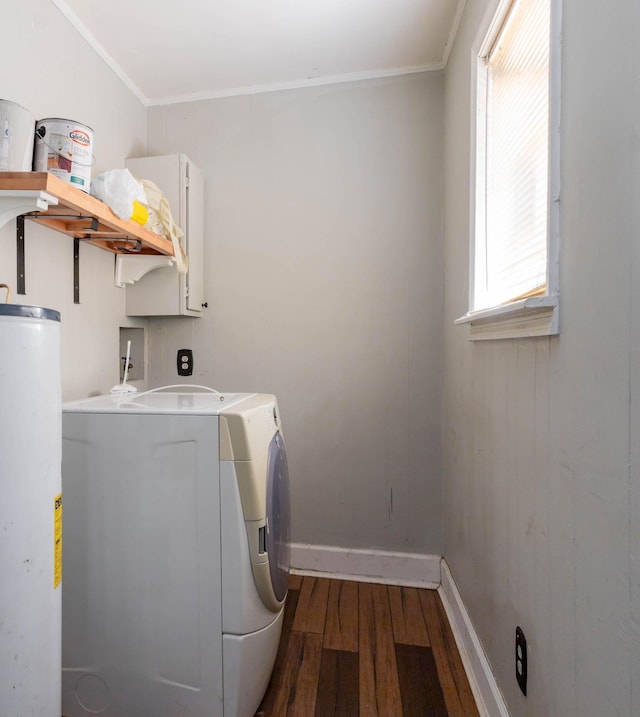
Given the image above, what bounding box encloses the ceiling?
[52,0,466,106]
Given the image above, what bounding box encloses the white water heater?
[0,304,62,717]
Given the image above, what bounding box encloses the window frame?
[455,0,562,341]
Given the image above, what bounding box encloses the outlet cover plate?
[515,626,527,696]
[177,348,193,376]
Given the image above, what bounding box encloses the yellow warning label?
[54,493,62,589]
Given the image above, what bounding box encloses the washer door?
[266,431,290,602]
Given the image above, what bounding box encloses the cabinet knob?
[201,302,209,308]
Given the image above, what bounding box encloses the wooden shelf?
[0,172,174,256]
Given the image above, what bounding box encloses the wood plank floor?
[256,575,480,717]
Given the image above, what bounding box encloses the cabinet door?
[184,159,204,313]
[124,154,204,317]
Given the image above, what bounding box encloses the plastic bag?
[91,169,149,225]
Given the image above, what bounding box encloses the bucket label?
[53,492,62,589]
[70,129,90,146]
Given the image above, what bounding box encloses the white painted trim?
[438,560,510,717]
[51,0,149,107]
[441,1,469,67]
[148,64,444,107]
[454,295,559,340]
[289,543,441,588]
[547,0,563,300]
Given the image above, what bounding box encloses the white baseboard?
[289,542,441,588]
[438,560,510,717]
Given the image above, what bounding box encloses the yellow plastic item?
[130,200,149,226]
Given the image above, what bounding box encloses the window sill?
[454,296,559,341]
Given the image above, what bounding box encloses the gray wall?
[145,74,445,555]
[442,0,640,715]
[0,0,148,400]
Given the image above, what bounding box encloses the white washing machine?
[61,388,291,717]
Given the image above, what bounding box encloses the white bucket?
[33,118,94,193]
[0,100,36,171]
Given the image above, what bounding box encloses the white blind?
[480,0,550,308]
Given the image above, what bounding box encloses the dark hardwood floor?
[256,574,480,717]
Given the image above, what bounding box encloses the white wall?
[144,74,445,555]
[0,0,147,400]
[443,1,639,715]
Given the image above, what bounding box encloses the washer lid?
[62,390,255,415]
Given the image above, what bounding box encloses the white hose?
[132,384,221,399]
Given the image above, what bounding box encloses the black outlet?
[515,626,527,696]
[177,349,193,376]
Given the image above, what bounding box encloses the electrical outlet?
[515,626,527,696]
[177,349,193,376]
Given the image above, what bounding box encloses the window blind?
[480,0,550,308]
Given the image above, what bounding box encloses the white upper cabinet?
[121,153,205,317]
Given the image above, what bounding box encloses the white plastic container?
[0,304,62,717]
[0,100,36,171]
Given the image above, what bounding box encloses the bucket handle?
[35,127,96,168]
[0,283,11,303]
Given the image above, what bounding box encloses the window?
[456,0,560,340]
